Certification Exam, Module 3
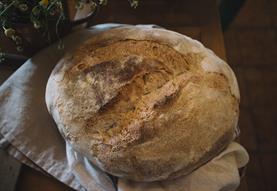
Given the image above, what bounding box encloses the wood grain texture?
[15,165,74,191]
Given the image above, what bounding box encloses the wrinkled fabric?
[117,142,248,191]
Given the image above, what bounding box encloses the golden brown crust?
[46,25,239,181]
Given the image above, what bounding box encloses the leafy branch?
[0,0,140,63]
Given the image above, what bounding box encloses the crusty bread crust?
[46,26,239,182]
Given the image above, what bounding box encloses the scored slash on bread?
[45,25,240,182]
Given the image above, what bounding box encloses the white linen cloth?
[0,24,249,191]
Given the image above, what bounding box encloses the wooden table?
[0,0,247,190]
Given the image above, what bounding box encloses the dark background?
[223,0,277,191]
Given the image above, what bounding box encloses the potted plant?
[0,0,139,61]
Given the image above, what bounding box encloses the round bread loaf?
[45,25,240,182]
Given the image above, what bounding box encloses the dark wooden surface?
[1,0,248,190]
[223,0,277,190]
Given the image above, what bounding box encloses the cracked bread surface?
[45,25,240,182]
